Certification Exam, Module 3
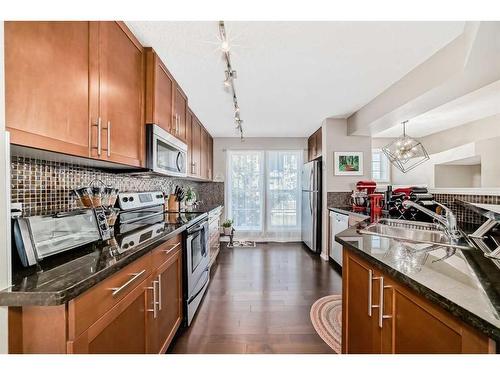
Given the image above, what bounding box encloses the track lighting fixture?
[219,20,244,140]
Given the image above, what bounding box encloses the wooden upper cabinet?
[173,84,188,142]
[307,127,322,161]
[94,21,145,167]
[200,126,209,180]
[5,21,91,157]
[315,127,322,159]
[208,134,213,181]
[190,116,202,178]
[6,21,145,168]
[145,48,174,135]
[186,108,193,174]
[307,135,315,161]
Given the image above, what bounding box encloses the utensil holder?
[168,194,180,212]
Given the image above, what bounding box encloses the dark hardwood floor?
[169,242,342,354]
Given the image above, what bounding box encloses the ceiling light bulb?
[224,78,231,88]
[221,40,230,52]
[235,106,240,113]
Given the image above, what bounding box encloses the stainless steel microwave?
[146,124,187,177]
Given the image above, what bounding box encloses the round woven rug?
[310,295,342,353]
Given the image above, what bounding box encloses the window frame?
[372,148,391,183]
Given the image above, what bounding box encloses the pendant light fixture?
[382,120,429,173]
[219,21,244,140]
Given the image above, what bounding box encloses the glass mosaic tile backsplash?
[11,156,224,217]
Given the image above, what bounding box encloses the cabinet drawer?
[68,253,152,339]
[151,234,182,269]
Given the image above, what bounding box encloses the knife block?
[168,194,180,212]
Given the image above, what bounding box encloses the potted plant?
[222,219,233,235]
[185,186,197,206]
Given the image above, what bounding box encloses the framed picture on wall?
[334,151,363,176]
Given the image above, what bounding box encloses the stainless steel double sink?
[358,218,471,251]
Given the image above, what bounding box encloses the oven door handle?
[119,211,163,225]
[188,224,206,234]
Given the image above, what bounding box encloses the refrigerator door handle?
[309,192,313,215]
[310,167,314,192]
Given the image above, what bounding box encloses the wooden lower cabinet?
[68,278,149,354]
[9,240,183,354]
[147,247,183,354]
[342,248,495,354]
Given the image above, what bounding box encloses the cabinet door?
[5,21,91,157]
[200,127,209,180]
[69,279,149,354]
[208,134,213,181]
[191,117,202,177]
[173,84,188,142]
[97,21,144,167]
[186,108,193,174]
[307,134,315,161]
[145,48,174,133]
[342,251,381,353]
[148,249,183,354]
[315,128,322,158]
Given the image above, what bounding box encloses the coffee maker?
[351,181,377,212]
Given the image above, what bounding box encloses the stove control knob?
[100,224,108,231]
[122,197,129,202]
[97,214,106,221]
[156,194,163,199]
[129,197,134,202]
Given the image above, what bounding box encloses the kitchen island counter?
[336,221,500,342]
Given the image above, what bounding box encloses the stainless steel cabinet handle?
[368,269,373,316]
[146,280,159,318]
[107,121,111,157]
[162,242,181,254]
[110,269,146,297]
[378,276,393,328]
[368,270,382,317]
[157,275,162,311]
[92,117,102,156]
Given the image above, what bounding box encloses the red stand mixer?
[351,181,377,212]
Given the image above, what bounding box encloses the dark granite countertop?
[0,205,223,307]
[336,220,500,341]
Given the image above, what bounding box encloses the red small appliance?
[351,181,377,212]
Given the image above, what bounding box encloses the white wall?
[321,118,372,259]
[213,137,308,183]
[0,21,11,354]
[389,115,500,189]
[435,164,481,188]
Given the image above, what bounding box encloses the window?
[226,150,302,240]
[372,149,390,182]
[266,151,302,231]
[226,151,264,231]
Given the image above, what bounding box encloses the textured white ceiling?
[126,21,465,138]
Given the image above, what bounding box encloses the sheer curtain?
[226,150,302,242]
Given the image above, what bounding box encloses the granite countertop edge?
[0,205,223,307]
[328,206,370,219]
[335,234,500,342]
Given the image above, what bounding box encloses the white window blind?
[372,149,390,182]
[226,149,302,241]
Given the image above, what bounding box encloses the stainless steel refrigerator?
[301,160,321,253]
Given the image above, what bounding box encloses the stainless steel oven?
[146,124,187,177]
[184,214,210,326]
